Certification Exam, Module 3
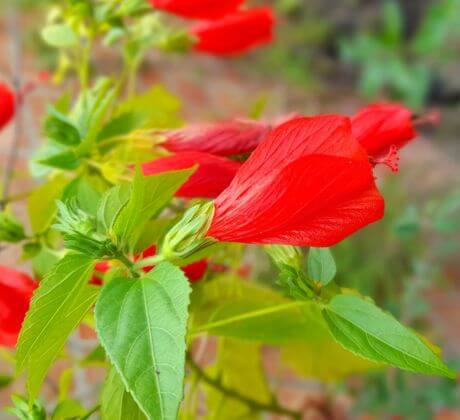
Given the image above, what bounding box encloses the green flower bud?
[265,245,303,271]
[161,202,216,262]
[0,211,26,243]
[54,200,117,258]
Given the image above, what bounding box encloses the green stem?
[80,404,100,420]
[134,254,165,270]
[115,252,140,278]
[187,354,301,420]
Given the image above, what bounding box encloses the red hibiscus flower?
[0,266,36,347]
[150,0,244,20]
[0,81,15,130]
[190,7,275,55]
[142,151,242,199]
[139,245,208,282]
[162,119,271,157]
[206,115,385,247]
[351,103,417,170]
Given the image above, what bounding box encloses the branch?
[186,353,302,420]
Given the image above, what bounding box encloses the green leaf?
[381,0,403,46]
[27,175,68,234]
[38,150,81,170]
[51,400,86,420]
[0,375,12,389]
[101,369,147,420]
[412,0,459,55]
[322,294,455,377]
[205,339,271,418]
[95,262,191,420]
[44,107,81,146]
[113,167,194,250]
[307,247,336,286]
[41,24,78,48]
[97,184,131,232]
[73,79,117,154]
[16,254,98,398]
[116,85,182,129]
[61,177,102,217]
[191,278,377,380]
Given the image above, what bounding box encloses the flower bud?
[0,211,26,243]
[54,200,117,258]
[265,245,303,271]
[161,202,215,262]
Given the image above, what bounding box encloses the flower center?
[370,145,400,173]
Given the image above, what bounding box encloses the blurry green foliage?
[340,0,460,108]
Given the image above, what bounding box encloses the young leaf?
[97,184,131,232]
[27,175,68,234]
[38,150,81,170]
[307,247,336,286]
[95,262,191,419]
[113,167,194,250]
[44,107,81,146]
[41,24,78,48]
[16,254,97,398]
[116,85,182,129]
[322,294,455,377]
[101,369,147,420]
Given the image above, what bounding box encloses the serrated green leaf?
[322,294,455,377]
[16,254,98,398]
[95,262,191,420]
[41,24,78,48]
[191,278,376,380]
[101,368,147,420]
[307,247,336,286]
[27,175,68,234]
[113,167,194,251]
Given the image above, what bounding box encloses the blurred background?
[1,0,460,418]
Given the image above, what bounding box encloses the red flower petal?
[0,81,15,130]
[90,261,111,285]
[351,103,416,159]
[142,151,241,199]
[207,116,384,246]
[190,7,275,55]
[182,259,208,282]
[163,119,271,157]
[150,0,244,20]
[0,266,36,348]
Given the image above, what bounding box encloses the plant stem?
[134,254,165,269]
[115,252,140,278]
[2,6,22,210]
[80,404,101,420]
[186,353,302,420]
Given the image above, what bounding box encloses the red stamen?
[370,145,400,172]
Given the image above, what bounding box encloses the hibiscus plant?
[0,1,455,419]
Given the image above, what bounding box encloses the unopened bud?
[265,245,303,271]
[161,202,215,262]
[0,211,26,243]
